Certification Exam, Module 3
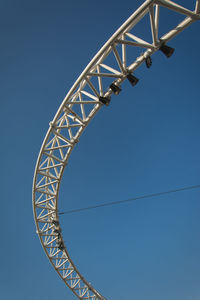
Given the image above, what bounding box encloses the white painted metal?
[32,1,200,299]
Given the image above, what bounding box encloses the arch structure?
[33,1,200,299]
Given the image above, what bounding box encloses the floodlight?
[99,96,111,106]
[52,220,59,226]
[110,83,121,95]
[126,73,139,86]
[58,241,64,251]
[145,56,152,68]
[159,44,175,58]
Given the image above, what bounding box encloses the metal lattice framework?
[32,1,200,299]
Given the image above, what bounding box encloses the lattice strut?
[33,1,200,299]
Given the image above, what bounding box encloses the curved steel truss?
[32,1,200,299]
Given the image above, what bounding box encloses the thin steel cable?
[59,184,200,215]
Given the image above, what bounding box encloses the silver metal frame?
[32,1,200,299]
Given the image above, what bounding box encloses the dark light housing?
[52,220,59,226]
[58,241,65,250]
[99,96,111,106]
[159,44,175,58]
[110,83,121,95]
[126,73,139,86]
[145,56,152,68]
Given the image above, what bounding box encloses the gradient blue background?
[1,0,200,299]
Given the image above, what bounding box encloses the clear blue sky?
[1,0,200,299]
